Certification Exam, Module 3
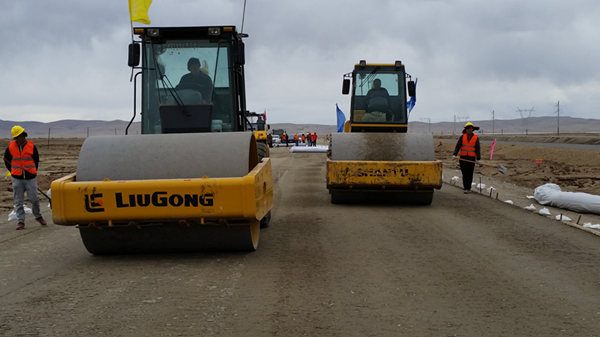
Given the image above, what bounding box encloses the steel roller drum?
[74,132,261,254]
[77,132,257,181]
[330,133,435,161]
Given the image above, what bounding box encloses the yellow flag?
[128,0,153,24]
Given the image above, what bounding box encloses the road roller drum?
[327,133,442,205]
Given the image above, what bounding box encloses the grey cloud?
[1,0,599,124]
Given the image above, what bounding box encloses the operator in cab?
[364,78,392,121]
[176,57,213,103]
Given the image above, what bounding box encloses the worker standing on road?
[301,133,306,144]
[311,133,317,146]
[4,126,47,230]
[453,122,481,194]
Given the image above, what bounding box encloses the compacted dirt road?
[1,146,599,336]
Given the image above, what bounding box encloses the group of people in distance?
[268,132,319,148]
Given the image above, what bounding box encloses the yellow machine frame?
[253,130,268,142]
[51,159,273,226]
[327,160,442,190]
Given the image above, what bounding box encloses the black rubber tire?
[330,190,434,205]
[260,211,271,228]
[256,141,271,229]
[78,222,260,255]
[257,141,269,162]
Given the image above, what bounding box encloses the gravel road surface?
[1,148,599,337]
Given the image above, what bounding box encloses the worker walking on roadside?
[453,122,481,194]
[4,126,47,230]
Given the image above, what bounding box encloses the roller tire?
[260,211,271,228]
[78,222,260,255]
[330,190,434,205]
[256,141,271,229]
[257,141,269,162]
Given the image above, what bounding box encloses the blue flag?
[406,78,417,113]
[336,104,346,132]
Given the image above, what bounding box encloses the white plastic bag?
[534,183,600,214]
[555,214,572,221]
[8,206,33,221]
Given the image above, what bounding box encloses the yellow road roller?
[51,26,273,254]
[327,60,442,204]
[245,111,269,151]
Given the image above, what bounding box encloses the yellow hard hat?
[463,122,480,131]
[11,125,26,139]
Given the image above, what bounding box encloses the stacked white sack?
[534,183,600,214]
[289,145,329,153]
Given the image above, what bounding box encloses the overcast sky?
[2,0,599,125]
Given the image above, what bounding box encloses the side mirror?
[235,41,245,65]
[407,80,416,97]
[342,79,350,95]
[267,124,270,130]
[128,43,140,67]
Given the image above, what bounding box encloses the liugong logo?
[84,193,105,212]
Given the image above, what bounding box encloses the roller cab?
[328,61,442,204]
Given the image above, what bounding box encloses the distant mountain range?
[1,116,598,139]
[0,119,141,138]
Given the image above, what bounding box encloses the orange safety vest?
[9,140,37,176]
[459,134,478,157]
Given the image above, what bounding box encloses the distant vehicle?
[271,135,281,145]
[271,129,285,137]
[245,111,269,147]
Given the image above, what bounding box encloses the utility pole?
[453,114,456,135]
[492,110,495,135]
[556,101,560,136]
[420,118,431,133]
